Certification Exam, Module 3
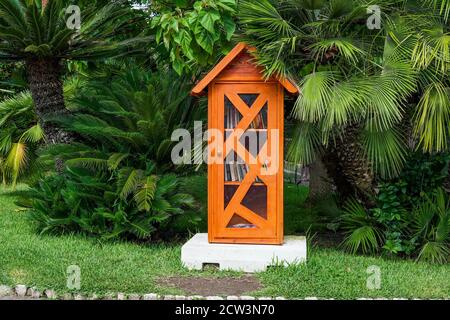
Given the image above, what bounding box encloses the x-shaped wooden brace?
[222,92,273,230]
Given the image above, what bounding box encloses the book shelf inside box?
[224,95,267,184]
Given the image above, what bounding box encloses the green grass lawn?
[0,184,449,299]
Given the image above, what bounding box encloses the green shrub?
[412,189,450,264]
[340,199,384,255]
[340,152,450,262]
[22,67,205,241]
[341,187,450,263]
[25,166,196,241]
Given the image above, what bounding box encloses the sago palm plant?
[0,0,147,145]
[27,166,196,240]
[23,67,202,240]
[0,77,82,187]
[40,65,204,173]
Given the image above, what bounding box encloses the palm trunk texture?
[26,58,75,145]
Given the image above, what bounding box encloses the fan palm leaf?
[341,199,384,254]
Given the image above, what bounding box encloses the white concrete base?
[181,233,307,273]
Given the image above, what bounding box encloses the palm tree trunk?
[25,58,75,145]
[308,157,333,203]
[323,125,374,205]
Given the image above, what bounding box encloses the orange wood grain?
[191,43,299,96]
[209,82,283,244]
[195,44,299,245]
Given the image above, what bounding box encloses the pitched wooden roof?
[191,42,299,96]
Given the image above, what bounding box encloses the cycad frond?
[20,124,44,143]
[133,175,158,212]
[5,142,27,189]
[117,168,144,200]
[65,157,108,172]
[107,153,129,171]
[0,0,147,61]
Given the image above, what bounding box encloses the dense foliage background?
[0,0,448,263]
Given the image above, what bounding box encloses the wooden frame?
[192,43,299,245]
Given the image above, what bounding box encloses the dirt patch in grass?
[157,275,262,296]
[314,232,345,248]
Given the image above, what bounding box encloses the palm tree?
[0,77,82,188]
[239,0,449,202]
[0,0,147,146]
[39,64,204,174]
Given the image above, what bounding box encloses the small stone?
[74,294,85,300]
[28,288,41,299]
[175,295,186,300]
[226,295,239,300]
[143,293,159,300]
[164,295,175,300]
[89,294,99,300]
[187,295,203,300]
[275,296,286,300]
[15,285,27,297]
[117,293,126,300]
[258,297,272,300]
[206,296,224,300]
[240,296,256,300]
[128,294,141,300]
[0,285,13,297]
[62,293,73,300]
[44,289,57,299]
[102,293,115,300]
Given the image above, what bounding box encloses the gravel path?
[0,296,39,300]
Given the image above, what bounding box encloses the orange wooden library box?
[191,43,299,245]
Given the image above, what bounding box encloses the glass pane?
[241,183,267,219]
[224,96,243,129]
[238,94,259,107]
[249,103,267,129]
[224,185,238,209]
[226,214,256,229]
[224,151,248,182]
[239,130,267,158]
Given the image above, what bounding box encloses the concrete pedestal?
[181,233,307,273]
